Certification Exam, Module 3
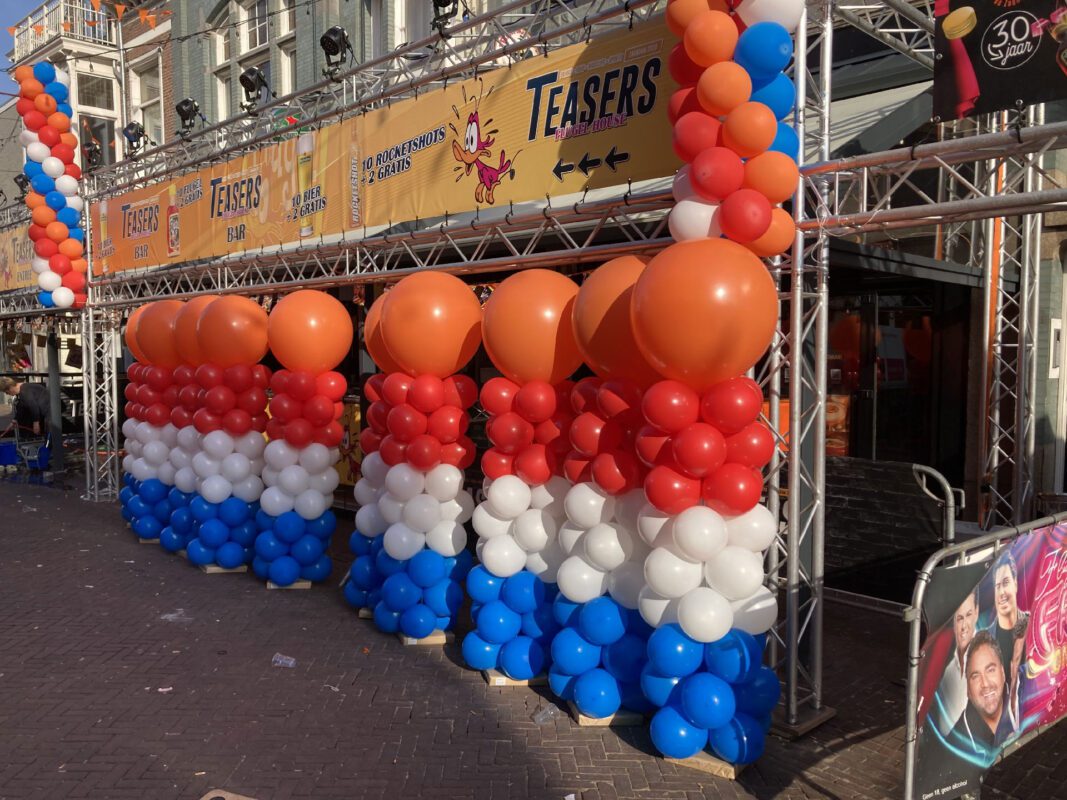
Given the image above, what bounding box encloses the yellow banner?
[0,224,36,292]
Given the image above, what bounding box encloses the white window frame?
[74,70,116,115]
[278,0,297,36]
[239,0,269,54]
[130,52,163,144]
[279,42,296,95]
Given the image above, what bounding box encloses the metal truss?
[85,0,665,198]
[81,304,121,501]
[834,0,934,69]
[0,203,29,228]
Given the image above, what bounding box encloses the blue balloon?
[407,549,447,588]
[705,630,762,684]
[127,495,149,519]
[500,636,546,681]
[521,603,560,641]
[382,572,422,612]
[370,535,385,554]
[751,73,795,121]
[733,666,781,717]
[349,530,372,556]
[400,603,437,639]
[254,508,275,530]
[769,123,799,161]
[350,555,381,590]
[578,597,627,646]
[68,228,84,243]
[627,609,655,640]
[470,602,483,624]
[189,496,218,521]
[650,705,709,759]
[550,627,602,676]
[548,665,579,701]
[218,497,251,526]
[648,623,704,678]
[119,487,134,506]
[170,507,193,534]
[306,510,337,540]
[466,565,503,604]
[680,672,736,730]
[462,631,502,671]
[44,81,68,102]
[300,554,332,582]
[423,577,463,617]
[186,539,215,566]
[436,614,454,631]
[121,507,134,523]
[343,580,368,608]
[254,531,287,561]
[573,669,622,719]
[734,22,794,80]
[56,102,72,117]
[54,198,75,218]
[139,478,167,504]
[167,487,189,508]
[640,662,682,707]
[33,62,56,84]
[476,600,522,644]
[198,518,229,548]
[552,593,582,627]
[708,712,766,764]
[252,556,271,580]
[268,555,301,586]
[620,680,656,714]
[134,516,162,540]
[37,291,54,308]
[151,500,172,523]
[501,570,545,614]
[274,511,306,543]
[291,534,325,566]
[373,601,402,634]
[602,634,646,684]
[160,527,183,553]
[366,588,383,608]
[216,541,246,569]
[449,548,474,580]
[375,548,405,577]
[30,174,55,195]
[24,160,42,177]
[229,520,257,547]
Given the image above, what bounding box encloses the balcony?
[9,0,114,65]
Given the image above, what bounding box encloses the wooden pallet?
[199,564,248,574]
[397,630,454,646]
[267,579,312,590]
[138,538,158,544]
[667,751,745,780]
[357,607,374,619]
[178,549,187,560]
[482,669,549,687]
[566,701,645,727]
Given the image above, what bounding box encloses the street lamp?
[239,65,275,114]
[320,25,354,78]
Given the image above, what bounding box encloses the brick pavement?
[0,480,1063,800]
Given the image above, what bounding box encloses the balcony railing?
[10,0,114,64]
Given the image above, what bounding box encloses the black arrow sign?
[552,159,575,181]
[578,153,601,175]
[605,146,630,171]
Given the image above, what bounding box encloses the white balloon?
[354,478,379,507]
[307,468,340,496]
[160,424,179,448]
[131,458,155,482]
[232,474,265,503]
[378,493,405,525]
[608,561,646,610]
[426,520,466,556]
[55,174,79,196]
[199,475,232,504]
[202,431,235,461]
[249,457,266,475]
[529,475,571,518]
[122,454,135,474]
[481,535,527,578]
[126,440,144,458]
[294,488,329,520]
[278,464,310,496]
[26,142,49,162]
[731,585,778,634]
[37,271,61,292]
[138,421,161,444]
[583,523,633,572]
[672,165,695,202]
[143,440,169,466]
[19,129,39,147]
[261,466,280,488]
[472,502,513,540]
[614,489,646,533]
[726,505,779,553]
[513,508,556,552]
[556,555,610,603]
[564,482,616,528]
[264,439,299,470]
[487,475,533,519]
[52,286,75,308]
[638,585,680,628]
[169,447,192,470]
[220,452,252,483]
[525,538,566,583]
[42,156,65,178]
[235,431,266,459]
[192,452,221,479]
[440,490,475,524]
[736,0,804,32]
[425,464,463,502]
[122,418,138,439]
[668,197,722,242]
[704,546,765,600]
[402,493,442,533]
[177,425,200,451]
[558,521,586,555]
[260,486,294,516]
[383,522,425,561]
[355,502,389,537]
[31,256,49,274]
[636,503,674,547]
[361,452,388,486]
[65,195,84,213]
[644,546,703,599]
[673,506,728,562]
[156,462,177,486]
[678,587,734,643]
[385,463,425,502]
[174,467,198,494]
[298,443,331,474]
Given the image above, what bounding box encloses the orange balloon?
[13,65,33,83]
[363,293,405,374]
[34,93,57,115]
[60,132,78,148]
[45,221,69,242]
[697,62,751,117]
[70,258,88,274]
[379,272,482,378]
[683,11,738,67]
[722,102,777,158]
[124,305,149,363]
[572,256,662,388]
[31,205,56,226]
[666,0,729,36]
[136,300,186,369]
[173,295,220,366]
[746,207,795,258]
[268,290,353,373]
[58,238,83,259]
[47,112,70,133]
[198,296,269,367]
[631,239,778,390]
[20,79,43,99]
[25,192,45,210]
[742,151,799,204]
[483,269,583,385]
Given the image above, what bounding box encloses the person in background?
[0,376,50,436]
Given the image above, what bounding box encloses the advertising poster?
[913,523,1067,799]
[933,0,1067,120]
[336,402,362,486]
[0,224,36,292]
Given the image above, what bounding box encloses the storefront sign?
[0,223,36,292]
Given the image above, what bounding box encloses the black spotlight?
[84,141,102,169]
[239,65,275,113]
[122,121,154,157]
[320,25,354,78]
[432,0,458,33]
[13,173,29,198]
[176,97,207,136]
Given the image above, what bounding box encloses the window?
[402,0,433,44]
[76,73,114,110]
[81,115,117,167]
[371,0,387,57]
[133,59,163,145]
[279,0,297,35]
[217,73,232,120]
[242,0,268,52]
[281,45,296,94]
[215,14,231,63]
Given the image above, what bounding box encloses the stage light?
[176,97,208,135]
[320,25,354,78]
[239,65,275,113]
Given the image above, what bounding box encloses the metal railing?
[9,0,114,63]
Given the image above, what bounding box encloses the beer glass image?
[99,199,109,271]
[297,132,316,237]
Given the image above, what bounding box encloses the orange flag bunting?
[147,14,157,28]
[62,21,72,30]
[138,9,147,22]
[90,0,101,9]
[6,26,15,36]
[86,19,97,26]
[114,4,126,19]
[32,25,44,34]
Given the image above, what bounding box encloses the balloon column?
[14,62,87,310]
[254,290,352,587]
[351,277,479,639]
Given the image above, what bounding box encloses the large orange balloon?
[268,290,353,373]
[379,272,482,378]
[631,239,777,391]
[483,269,583,385]
[174,295,220,366]
[198,296,269,367]
[136,300,186,369]
[124,305,149,363]
[363,293,405,374]
[572,256,661,388]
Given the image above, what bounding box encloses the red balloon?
[481,448,515,480]
[487,412,534,454]
[645,465,702,514]
[34,238,58,258]
[317,421,344,448]
[265,418,286,441]
[124,401,136,419]
[366,401,390,434]
[287,371,316,402]
[597,380,643,418]
[443,375,478,409]
[269,393,301,423]
[456,436,476,468]
[427,405,466,443]
[123,384,138,402]
[407,434,442,470]
[534,418,566,445]
[672,422,728,478]
[409,374,445,414]
[146,366,172,392]
[673,111,722,163]
[700,376,762,434]
[223,408,253,435]
[387,403,428,442]
[719,188,773,243]
[171,408,193,428]
[382,373,414,406]
[23,110,46,131]
[668,41,705,85]
[37,125,59,147]
[270,369,291,395]
[514,444,554,485]
[162,385,180,408]
[204,385,236,415]
[643,380,701,433]
[49,253,71,275]
[15,98,33,116]
[514,380,557,423]
[51,143,75,164]
[251,364,271,389]
[178,385,200,411]
[145,403,169,427]
[668,86,704,124]
[65,163,82,180]
[285,418,314,448]
[196,363,224,389]
[691,147,746,202]
[237,387,268,415]
[28,225,46,242]
[303,395,335,427]
[173,365,195,385]
[359,427,382,454]
[193,408,222,434]
[136,386,160,407]
[592,450,641,495]
[725,421,775,469]
[316,371,347,402]
[333,402,345,422]
[223,364,254,394]
[365,373,386,403]
[439,441,467,467]
[251,414,268,433]
[563,451,593,484]
[635,425,671,468]
[570,412,606,458]
[702,463,763,515]
[570,377,602,414]
[480,377,519,416]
